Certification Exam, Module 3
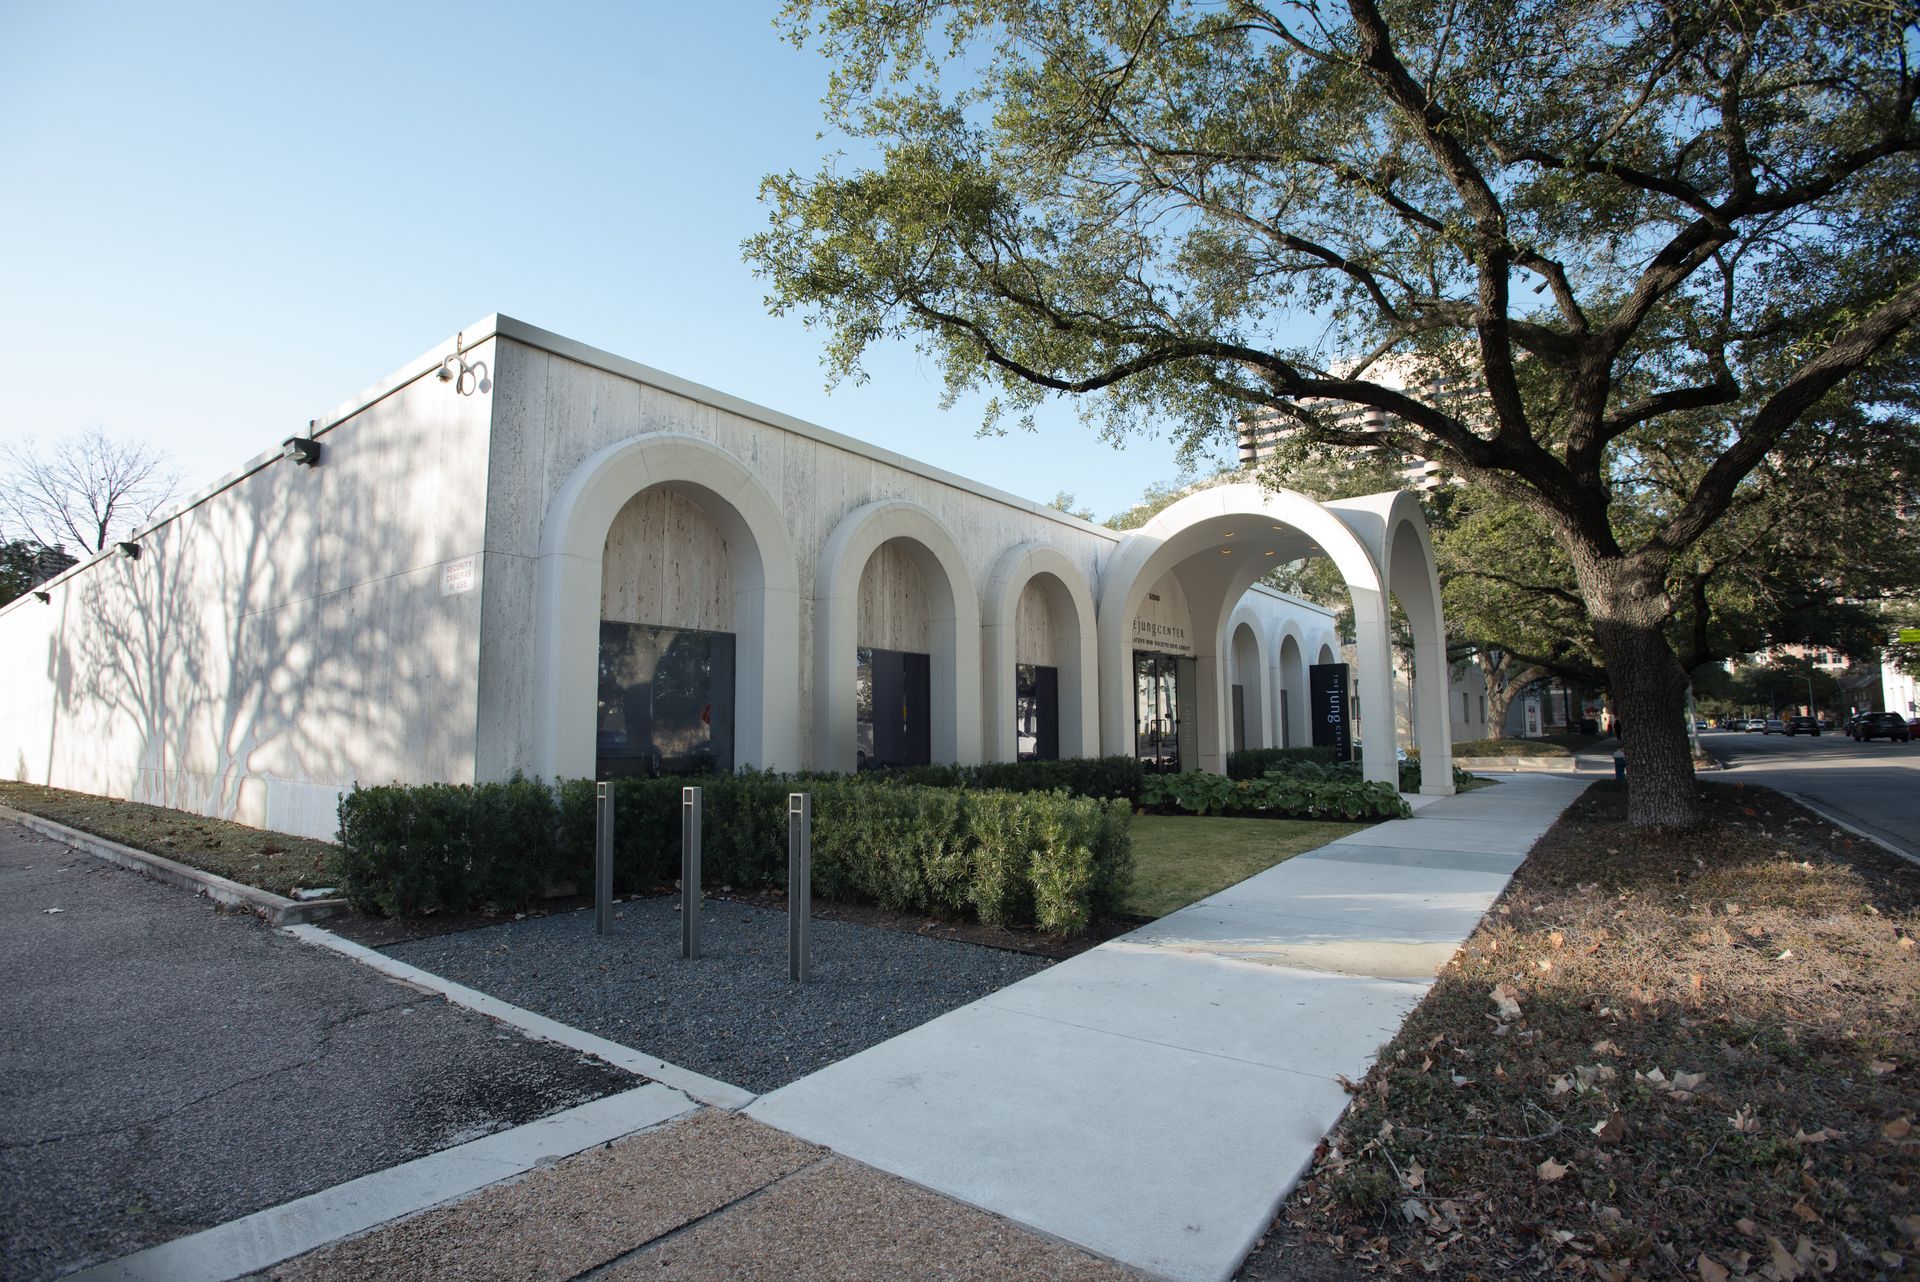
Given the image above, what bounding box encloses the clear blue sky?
[0,1,1231,520]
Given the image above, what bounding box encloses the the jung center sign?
[1310,662,1352,763]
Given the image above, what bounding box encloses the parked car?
[1852,712,1913,742]
[1744,718,1766,733]
[1762,718,1787,734]
[1784,715,1820,736]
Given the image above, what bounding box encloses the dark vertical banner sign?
[1310,662,1352,763]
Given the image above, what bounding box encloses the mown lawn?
[1125,813,1367,919]
[0,780,336,897]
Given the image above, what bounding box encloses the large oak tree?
[749,0,1920,824]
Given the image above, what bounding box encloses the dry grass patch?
[0,780,336,897]
[1244,780,1918,1282]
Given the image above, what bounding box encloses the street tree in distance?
[1,429,179,558]
[750,0,1919,825]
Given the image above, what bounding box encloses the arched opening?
[814,500,981,772]
[1324,492,1453,793]
[596,488,739,779]
[1096,482,1399,785]
[982,543,1099,762]
[1275,628,1307,748]
[532,433,801,783]
[1228,608,1271,751]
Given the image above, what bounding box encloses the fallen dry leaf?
[1591,1039,1621,1056]
[1696,1255,1730,1282]
[1402,1160,1425,1191]
[1763,1235,1803,1280]
[1673,1070,1707,1092]
[1591,1112,1627,1144]
[1490,982,1523,1020]
[1882,1116,1912,1140]
[1549,930,1565,949]
[1868,1059,1897,1076]
[1790,1198,1820,1224]
[1730,1105,1762,1135]
[1537,1157,1570,1182]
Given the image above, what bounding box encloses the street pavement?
[0,819,635,1282]
[1702,727,1920,861]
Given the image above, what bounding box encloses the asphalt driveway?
[0,818,634,1282]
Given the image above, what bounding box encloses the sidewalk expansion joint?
[567,1153,838,1282]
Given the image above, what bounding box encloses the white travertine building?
[0,317,1456,839]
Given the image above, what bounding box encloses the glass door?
[1133,651,1182,773]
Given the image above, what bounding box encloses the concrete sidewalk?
[746,774,1590,1282]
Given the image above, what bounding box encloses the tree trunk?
[1578,558,1705,827]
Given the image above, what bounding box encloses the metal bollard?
[1613,750,1626,782]
[787,792,811,983]
[594,781,615,935]
[681,785,702,959]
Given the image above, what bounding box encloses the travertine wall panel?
[856,540,930,652]
[0,337,496,839]
[600,488,734,631]
[1014,580,1057,665]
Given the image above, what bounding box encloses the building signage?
[1309,662,1351,763]
[440,555,478,596]
[1899,627,1920,644]
[1130,575,1194,655]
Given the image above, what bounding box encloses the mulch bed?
[1239,779,1919,1282]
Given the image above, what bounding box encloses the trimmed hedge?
[1224,745,1339,779]
[863,755,1144,802]
[1140,770,1412,821]
[334,772,1132,936]
[332,776,558,918]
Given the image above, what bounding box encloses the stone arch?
[1271,615,1309,748]
[1096,482,1398,785]
[1327,492,1453,793]
[815,500,981,772]
[1227,602,1272,751]
[532,433,802,781]
[983,542,1098,761]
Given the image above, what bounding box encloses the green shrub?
[335,769,1134,936]
[1140,770,1412,821]
[864,755,1144,802]
[334,775,561,916]
[1225,745,1338,779]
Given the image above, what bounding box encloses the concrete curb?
[60,1083,697,1282]
[0,805,346,925]
[283,924,758,1111]
[1781,791,1920,869]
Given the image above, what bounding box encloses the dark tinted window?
[597,623,735,779]
[1016,663,1060,761]
[857,647,931,768]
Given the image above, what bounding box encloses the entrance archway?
[1096,482,1405,787]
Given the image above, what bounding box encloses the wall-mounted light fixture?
[117,541,141,560]
[434,332,491,396]
[282,436,322,467]
[33,590,50,604]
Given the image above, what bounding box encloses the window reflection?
[856,646,931,769]
[597,622,735,779]
[1015,663,1059,761]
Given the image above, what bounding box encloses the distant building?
[1236,353,1464,493]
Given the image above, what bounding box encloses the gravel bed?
[381,897,1052,1094]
